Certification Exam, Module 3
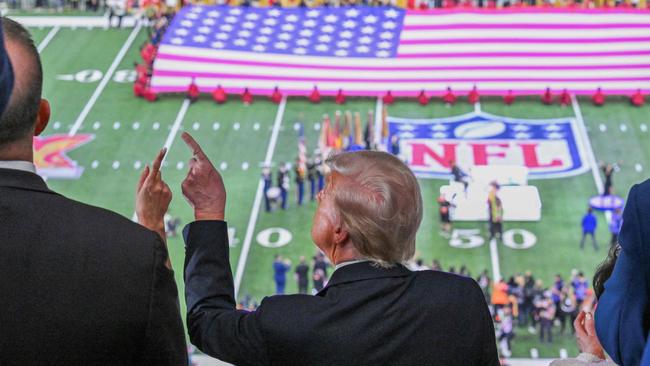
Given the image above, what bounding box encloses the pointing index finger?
[150,148,166,179]
[182,132,205,159]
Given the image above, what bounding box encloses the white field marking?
[192,122,200,131]
[233,122,241,130]
[53,121,61,130]
[599,124,607,132]
[641,123,648,132]
[36,26,60,53]
[92,121,100,130]
[131,99,191,223]
[68,23,142,136]
[620,124,627,132]
[133,122,140,130]
[176,161,184,170]
[474,101,482,113]
[293,122,300,131]
[234,96,286,298]
[111,161,120,169]
[635,163,643,172]
[213,122,220,130]
[314,122,321,131]
[242,161,249,170]
[113,121,120,130]
[134,161,141,170]
[571,95,611,223]
[162,99,191,158]
[489,238,502,282]
[153,122,160,130]
[220,162,228,170]
[253,122,260,131]
[91,160,99,169]
[374,97,383,149]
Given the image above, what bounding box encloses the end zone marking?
[36,26,60,53]
[68,23,142,136]
[234,96,287,298]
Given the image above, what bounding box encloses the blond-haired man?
[175,133,498,365]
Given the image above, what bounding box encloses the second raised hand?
[181,132,227,221]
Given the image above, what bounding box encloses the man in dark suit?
[0,18,186,365]
[176,133,499,365]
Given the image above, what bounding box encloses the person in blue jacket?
[580,207,598,250]
[596,181,650,366]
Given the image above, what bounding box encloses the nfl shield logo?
[388,112,589,180]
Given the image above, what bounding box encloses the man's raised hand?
[181,132,226,221]
[136,148,173,244]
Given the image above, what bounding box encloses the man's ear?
[33,98,50,136]
[333,224,349,247]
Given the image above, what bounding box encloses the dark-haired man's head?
[0,17,50,161]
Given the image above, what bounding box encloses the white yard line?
[233,96,287,298]
[489,238,502,282]
[36,26,59,53]
[570,94,611,223]
[132,99,190,222]
[374,96,383,149]
[474,101,482,113]
[68,23,142,136]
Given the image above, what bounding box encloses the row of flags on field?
[296,107,391,169]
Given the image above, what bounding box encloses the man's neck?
[0,140,33,162]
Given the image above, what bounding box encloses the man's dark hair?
[0,17,42,146]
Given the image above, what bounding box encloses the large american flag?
[150,6,650,96]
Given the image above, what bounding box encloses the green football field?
[26,24,650,359]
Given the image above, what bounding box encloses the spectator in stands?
[580,207,598,250]
[538,291,556,343]
[596,181,650,366]
[295,256,309,294]
[609,208,623,246]
[521,271,536,328]
[0,18,186,365]
[273,254,291,294]
[572,271,589,308]
[431,259,442,271]
[477,269,491,304]
[492,278,510,312]
[107,0,127,28]
[180,146,499,365]
[498,305,515,357]
[312,268,326,293]
[313,251,330,282]
[558,285,578,336]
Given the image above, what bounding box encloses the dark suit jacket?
[0,168,187,365]
[184,220,499,366]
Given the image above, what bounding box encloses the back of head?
[326,151,423,267]
[0,17,42,148]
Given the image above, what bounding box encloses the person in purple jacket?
[580,207,598,250]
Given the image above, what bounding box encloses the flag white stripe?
[399,28,650,40]
[403,13,650,25]
[150,77,650,91]
[153,60,650,79]
[156,45,650,67]
[397,42,650,54]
